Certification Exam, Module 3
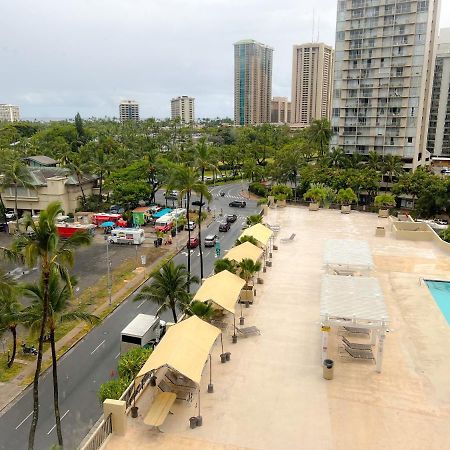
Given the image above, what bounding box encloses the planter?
[277,199,286,208]
[239,317,245,325]
[273,245,278,251]
[266,261,272,267]
[232,335,238,344]
[131,406,139,418]
[240,287,254,303]
[341,205,351,214]
[309,202,320,211]
[257,277,264,284]
[375,226,386,237]
[220,353,227,363]
[378,208,389,218]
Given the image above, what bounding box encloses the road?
[0,183,257,450]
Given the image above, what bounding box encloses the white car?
[5,211,16,220]
[184,221,196,231]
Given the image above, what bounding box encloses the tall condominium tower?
[119,100,140,122]
[331,0,440,169]
[291,43,334,126]
[0,104,20,122]
[271,97,291,123]
[427,28,450,156]
[171,96,195,123]
[234,39,273,126]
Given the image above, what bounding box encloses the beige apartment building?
[234,39,273,126]
[331,0,440,170]
[0,104,20,122]
[291,43,334,126]
[119,100,140,122]
[427,28,450,156]
[271,96,291,123]
[171,96,195,123]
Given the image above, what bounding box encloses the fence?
[120,371,153,409]
[81,413,112,450]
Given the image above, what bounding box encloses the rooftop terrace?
[102,206,450,450]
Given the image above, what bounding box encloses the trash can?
[323,359,334,380]
[189,416,198,429]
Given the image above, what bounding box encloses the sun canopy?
[320,274,388,327]
[224,241,263,264]
[193,270,245,314]
[323,239,374,272]
[239,223,273,247]
[136,316,220,385]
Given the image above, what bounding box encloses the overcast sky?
[1,0,449,120]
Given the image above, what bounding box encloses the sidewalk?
[0,219,210,414]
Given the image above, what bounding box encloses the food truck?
[56,223,96,239]
[120,314,166,353]
[92,213,122,226]
[108,228,145,245]
[154,214,174,232]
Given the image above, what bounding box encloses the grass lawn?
[0,353,27,383]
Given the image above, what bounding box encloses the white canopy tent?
[323,239,374,274]
[320,274,389,372]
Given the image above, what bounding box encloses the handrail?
[80,413,112,450]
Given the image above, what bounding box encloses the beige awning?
[136,316,221,385]
[224,241,264,264]
[239,223,273,247]
[193,270,245,314]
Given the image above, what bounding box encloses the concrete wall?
[391,221,434,241]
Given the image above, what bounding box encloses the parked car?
[229,200,246,208]
[226,214,237,223]
[219,221,230,232]
[184,221,196,231]
[110,205,124,214]
[191,200,205,207]
[187,237,199,248]
[5,210,16,220]
[164,190,179,199]
[204,234,218,247]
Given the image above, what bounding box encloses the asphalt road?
[0,183,257,450]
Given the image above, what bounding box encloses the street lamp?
[105,236,112,306]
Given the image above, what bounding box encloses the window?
[418,1,429,13]
[338,1,346,12]
[407,137,413,143]
[333,108,340,117]
[336,31,345,41]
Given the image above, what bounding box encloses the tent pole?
[208,354,214,393]
[220,333,224,354]
[376,320,387,373]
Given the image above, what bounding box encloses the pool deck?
[104,206,450,450]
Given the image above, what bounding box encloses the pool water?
[425,280,450,326]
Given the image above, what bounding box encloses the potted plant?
[275,194,287,207]
[336,188,357,214]
[237,258,262,305]
[303,184,327,211]
[374,194,396,218]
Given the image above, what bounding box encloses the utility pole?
[105,236,112,306]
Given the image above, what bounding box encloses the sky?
[1,0,450,120]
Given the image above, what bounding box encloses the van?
[108,228,145,245]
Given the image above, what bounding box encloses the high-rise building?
[427,28,450,156]
[331,0,440,169]
[171,96,195,123]
[119,100,140,122]
[234,39,273,126]
[291,43,334,126]
[271,97,291,123]
[0,104,20,122]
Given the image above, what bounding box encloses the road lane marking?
[205,251,211,257]
[90,340,106,355]
[136,300,146,309]
[115,352,121,359]
[47,409,70,435]
[15,411,33,430]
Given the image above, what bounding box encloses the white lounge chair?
[280,233,295,242]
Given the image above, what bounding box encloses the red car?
[187,237,199,249]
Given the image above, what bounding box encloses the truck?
[108,228,145,245]
[92,213,122,226]
[120,314,166,354]
[154,214,174,232]
[56,223,96,239]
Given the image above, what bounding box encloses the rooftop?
[103,206,450,450]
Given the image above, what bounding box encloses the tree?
[184,300,214,320]
[237,258,262,288]
[234,235,259,247]
[246,214,263,226]
[134,261,198,323]
[170,166,210,278]
[308,119,331,158]
[22,270,99,447]
[383,154,404,185]
[74,113,86,147]
[392,168,432,209]
[0,274,23,368]
[326,147,348,169]
[374,194,396,208]
[303,184,328,205]
[12,201,92,450]
[336,188,358,206]
[214,258,237,274]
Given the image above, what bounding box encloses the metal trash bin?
[189,416,198,429]
[323,359,334,380]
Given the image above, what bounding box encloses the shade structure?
[239,223,273,247]
[136,316,221,385]
[323,239,374,272]
[193,270,245,314]
[100,221,115,228]
[224,241,264,264]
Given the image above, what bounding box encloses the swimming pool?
[425,280,450,326]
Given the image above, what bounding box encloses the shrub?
[97,377,130,403]
[271,185,292,199]
[257,198,268,206]
[336,188,357,206]
[248,182,268,197]
[374,194,396,208]
[118,347,153,381]
[246,214,263,225]
[440,227,450,243]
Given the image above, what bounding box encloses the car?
[5,210,16,220]
[229,200,246,208]
[187,237,199,248]
[191,200,205,207]
[184,221,196,231]
[109,205,124,214]
[164,190,179,199]
[226,214,237,223]
[219,221,230,232]
[204,234,218,247]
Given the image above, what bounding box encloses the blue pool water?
[425,280,450,326]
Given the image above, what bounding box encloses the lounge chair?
[280,233,296,242]
[342,336,372,351]
[343,326,370,336]
[235,326,261,337]
[344,346,374,360]
[268,224,281,232]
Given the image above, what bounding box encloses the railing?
[81,413,112,450]
[120,371,153,409]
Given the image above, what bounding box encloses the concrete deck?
[104,206,450,450]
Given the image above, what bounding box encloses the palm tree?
[194,139,216,279]
[383,154,404,185]
[235,235,259,247]
[0,274,23,368]
[170,166,210,278]
[134,261,199,323]
[214,258,237,274]
[22,270,99,447]
[308,119,331,159]
[366,151,382,172]
[246,215,263,226]
[327,147,347,168]
[183,300,214,321]
[12,201,92,450]
[237,258,262,288]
